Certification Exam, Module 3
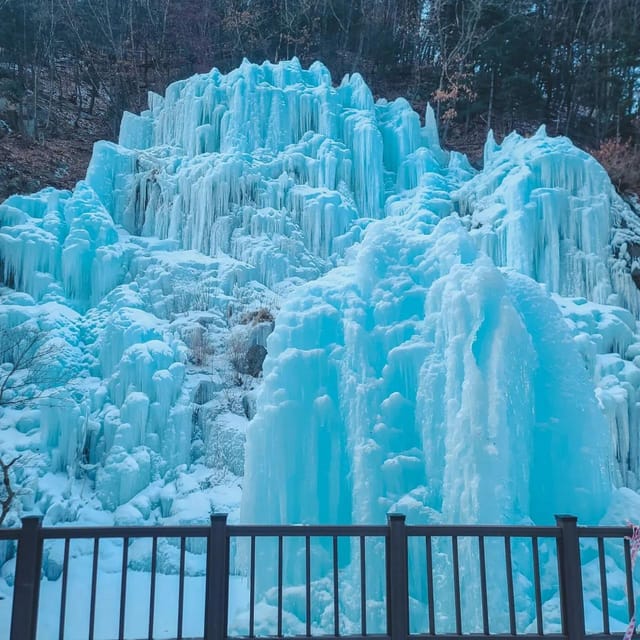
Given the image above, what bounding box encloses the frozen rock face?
[85,58,435,289]
[452,129,640,492]
[0,58,453,521]
[456,128,640,316]
[242,188,611,528]
[242,111,640,530]
[0,58,639,532]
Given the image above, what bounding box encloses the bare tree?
[0,457,19,526]
[0,325,63,407]
[0,324,67,525]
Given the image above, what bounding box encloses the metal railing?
[0,514,635,640]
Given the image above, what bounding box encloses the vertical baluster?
[305,536,311,637]
[360,536,367,636]
[478,536,489,635]
[596,538,609,634]
[625,538,634,620]
[277,536,283,637]
[452,536,462,635]
[426,536,435,635]
[118,537,129,640]
[532,537,543,635]
[504,537,516,635]
[88,538,99,640]
[177,537,186,640]
[58,539,70,640]
[333,536,339,636]
[148,537,158,640]
[249,536,256,638]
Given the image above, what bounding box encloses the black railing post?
[10,516,43,640]
[387,513,409,640]
[205,513,229,640]
[555,515,585,640]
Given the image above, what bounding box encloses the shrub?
[183,325,211,367]
[239,307,275,325]
[227,330,268,378]
[592,138,640,195]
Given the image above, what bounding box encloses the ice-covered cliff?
[1,58,640,538]
[241,133,620,527]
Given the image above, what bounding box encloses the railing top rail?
[230,635,391,640]
[37,523,564,539]
[3,517,632,541]
[40,524,210,539]
[406,524,561,537]
[409,634,566,640]
[586,634,635,640]
[0,529,20,540]
[577,525,634,538]
[228,524,389,537]
[34,523,391,539]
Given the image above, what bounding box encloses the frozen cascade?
[2,60,640,632]
[240,168,614,633]
[451,127,640,491]
[455,126,640,316]
[83,57,435,288]
[242,196,611,528]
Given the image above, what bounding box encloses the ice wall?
[1,57,640,531]
[456,127,640,315]
[0,59,390,514]
[84,58,438,292]
[242,185,612,528]
[450,128,640,491]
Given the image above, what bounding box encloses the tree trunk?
[487,67,495,132]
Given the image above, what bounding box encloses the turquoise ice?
[0,59,639,535]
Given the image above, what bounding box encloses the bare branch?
[0,326,70,407]
[0,456,19,527]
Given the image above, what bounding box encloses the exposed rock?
[242,344,267,378]
[242,391,257,420]
[193,379,223,405]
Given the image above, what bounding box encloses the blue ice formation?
[0,58,640,536]
[241,172,612,528]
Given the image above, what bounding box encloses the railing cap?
[555,514,578,524]
[20,516,43,528]
[210,513,228,524]
[387,513,407,524]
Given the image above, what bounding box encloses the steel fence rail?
[2,513,635,640]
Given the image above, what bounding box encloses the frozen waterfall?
[0,57,639,535]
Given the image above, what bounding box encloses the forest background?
[0,0,638,200]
